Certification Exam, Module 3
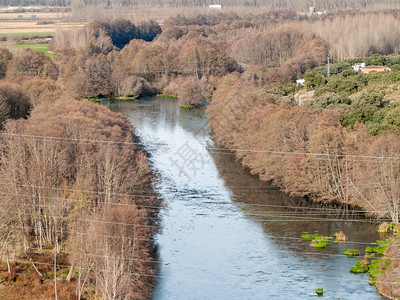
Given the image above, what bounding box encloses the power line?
[24,241,396,275]
[0,182,158,201]
[0,207,391,228]
[3,130,400,161]
[0,181,394,216]
[0,131,158,147]
[208,146,400,161]
[0,208,159,229]
[5,201,381,224]
[0,224,157,243]
[5,257,399,288]
[1,222,383,248]
[210,150,400,164]
[1,198,370,219]
[0,190,161,210]
[0,182,382,216]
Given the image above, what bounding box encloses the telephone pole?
[327,54,330,77]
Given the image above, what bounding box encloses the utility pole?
[327,54,330,77]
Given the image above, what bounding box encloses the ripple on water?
[108,98,384,300]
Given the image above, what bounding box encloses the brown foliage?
[7,49,58,80]
[0,97,158,299]
[21,77,60,107]
[180,36,238,78]
[0,48,12,79]
[58,54,113,98]
[207,73,400,222]
[0,82,30,125]
[177,78,208,106]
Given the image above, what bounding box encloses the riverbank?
[0,97,160,299]
[206,73,400,222]
[376,239,400,298]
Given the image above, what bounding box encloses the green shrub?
[365,246,374,253]
[301,233,331,248]
[343,249,360,256]
[368,259,392,284]
[304,71,327,90]
[311,92,343,112]
[156,94,178,98]
[315,288,324,296]
[86,97,102,102]
[350,261,369,274]
[301,233,320,240]
[114,96,136,100]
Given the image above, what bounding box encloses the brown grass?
[335,231,347,242]
[0,20,85,34]
[378,222,391,233]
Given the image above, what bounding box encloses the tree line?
[207,73,400,223]
[0,35,159,300]
[4,0,400,10]
[48,11,400,104]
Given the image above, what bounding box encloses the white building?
[296,79,305,85]
[353,63,366,72]
[209,4,222,9]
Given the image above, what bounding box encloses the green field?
[0,32,53,38]
[0,43,51,57]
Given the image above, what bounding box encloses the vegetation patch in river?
[350,260,370,274]
[301,234,331,248]
[115,96,136,100]
[333,231,347,243]
[86,97,103,102]
[156,94,178,98]
[315,288,324,296]
[369,240,390,255]
[349,238,392,285]
[179,104,194,109]
[368,259,392,285]
[343,249,360,256]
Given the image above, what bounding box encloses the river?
[108,97,384,299]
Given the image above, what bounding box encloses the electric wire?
[6,258,400,287]
[0,181,392,216]
[2,130,400,161]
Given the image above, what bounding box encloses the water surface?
[108,98,383,300]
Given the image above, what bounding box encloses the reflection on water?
[108,98,383,299]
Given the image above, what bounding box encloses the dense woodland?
[0,22,161,299]
[48,11,400,102]
[2,7,400,299]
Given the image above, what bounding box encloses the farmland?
[0,20,84,34]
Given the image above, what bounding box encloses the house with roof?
[360,65,391,74]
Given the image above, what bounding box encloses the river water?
[108,97,384,300]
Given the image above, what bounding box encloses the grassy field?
[13,43,50,56]
[0,31,53,38]
[0,43,51,57]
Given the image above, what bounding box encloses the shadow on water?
[107,97,384,300]
[209,147,381,251]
